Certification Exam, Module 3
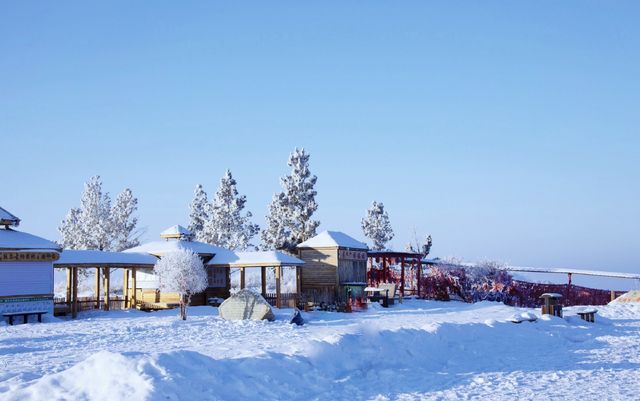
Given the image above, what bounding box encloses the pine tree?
[261,193,290,251]
[261,148,320,252]
[58,207,82,249]
[110,188,140,251]
[188,184,209,240]
[76,175,112,250]
[58,176,140,251]
[361,201,394,251]
[201,170,259,250]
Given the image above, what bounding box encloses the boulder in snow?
[218,289,275,321]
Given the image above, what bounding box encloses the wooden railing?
[54,296,127,313]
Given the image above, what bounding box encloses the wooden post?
[296,266,302,295]
[261,266,267,297]
[567,273,572,305]
[416,260,422,298]
[611,290,616,302]
[66,268,72,309]
[103,267,111,311]
[400,257,405,302]
[72,266,78,318]
[95,267,101,309]
[240,267,246,290]
[123,268,129,309]
[382,257,388,283]
[131,268,137,308]
[275,265,282,308]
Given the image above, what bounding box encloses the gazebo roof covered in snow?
[0,227,61,251]
[0,206,21,227]
[54,250,157,267]
[297,230,368,250]
[208,250,304,267]
[160,225,193,240]
[124,225,236,261]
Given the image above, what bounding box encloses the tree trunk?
[180,294,187,320]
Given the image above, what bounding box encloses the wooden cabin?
[297,231,369,304]
[0,207,60,322]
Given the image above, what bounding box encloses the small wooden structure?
[54,250,158,317]
[576,308,597,323]
[0,207,60,324]
[207,250,305,309]
[540,293,563,317]
[367,251,426,299]
[297,231,369,304]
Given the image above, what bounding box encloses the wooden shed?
[296,231,369,304]
[0,207,60,322]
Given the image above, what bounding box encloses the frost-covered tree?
[59,176,112,250]
[261,148,320,252]
[188,184,209,240]
[406,232,433,258]
[110,188,140,251]
[200,170,259,250]
[154,249,208,320]
[361,201,394,251]
[261,193,290,251]
[58,176,140,251]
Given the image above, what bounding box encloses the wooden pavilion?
[53,250,157,318]
[207,251,305,308]
[54,225,306,317]
[367,250,429,298]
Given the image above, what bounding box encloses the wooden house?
[0,207,60,322]
[297,231,369,304]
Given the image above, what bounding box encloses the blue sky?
[1,2,638,285]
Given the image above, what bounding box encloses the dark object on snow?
[576,308,597,323]
[290,308,304,326]
[540,293,563,317]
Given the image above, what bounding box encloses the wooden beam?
[296,266,301,294]
[123,268,129,309]
[66,268,72,309]
[400,257,405,302]
[72,267,78,319]
[240,267,246,290]
[131,268,137,308]
[103,267,111,311]
[95,267,101,309]
[261,266,266,297]
[275,265,282,308]
[417,262,422,298]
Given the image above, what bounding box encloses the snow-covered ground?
[1,300,639,400]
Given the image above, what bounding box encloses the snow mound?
[610,290,640,304]
[6,351,152,401]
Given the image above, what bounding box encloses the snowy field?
[1,300,639,401]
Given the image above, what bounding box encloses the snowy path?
[1,301,639,400]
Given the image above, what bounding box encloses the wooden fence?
[54,296,127,314]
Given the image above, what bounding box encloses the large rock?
[218,289,275,321]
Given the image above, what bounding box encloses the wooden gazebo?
[367,251,428,298]
[53,250,157,318]
[208,251,305,308]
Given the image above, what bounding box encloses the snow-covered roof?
[297,231,368,250]
[208,250,305,267]
[124,239,231,258]
[0,206,20,227]
[55,250,157,267]
[160,225,193,239]
[0,227,60,251]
